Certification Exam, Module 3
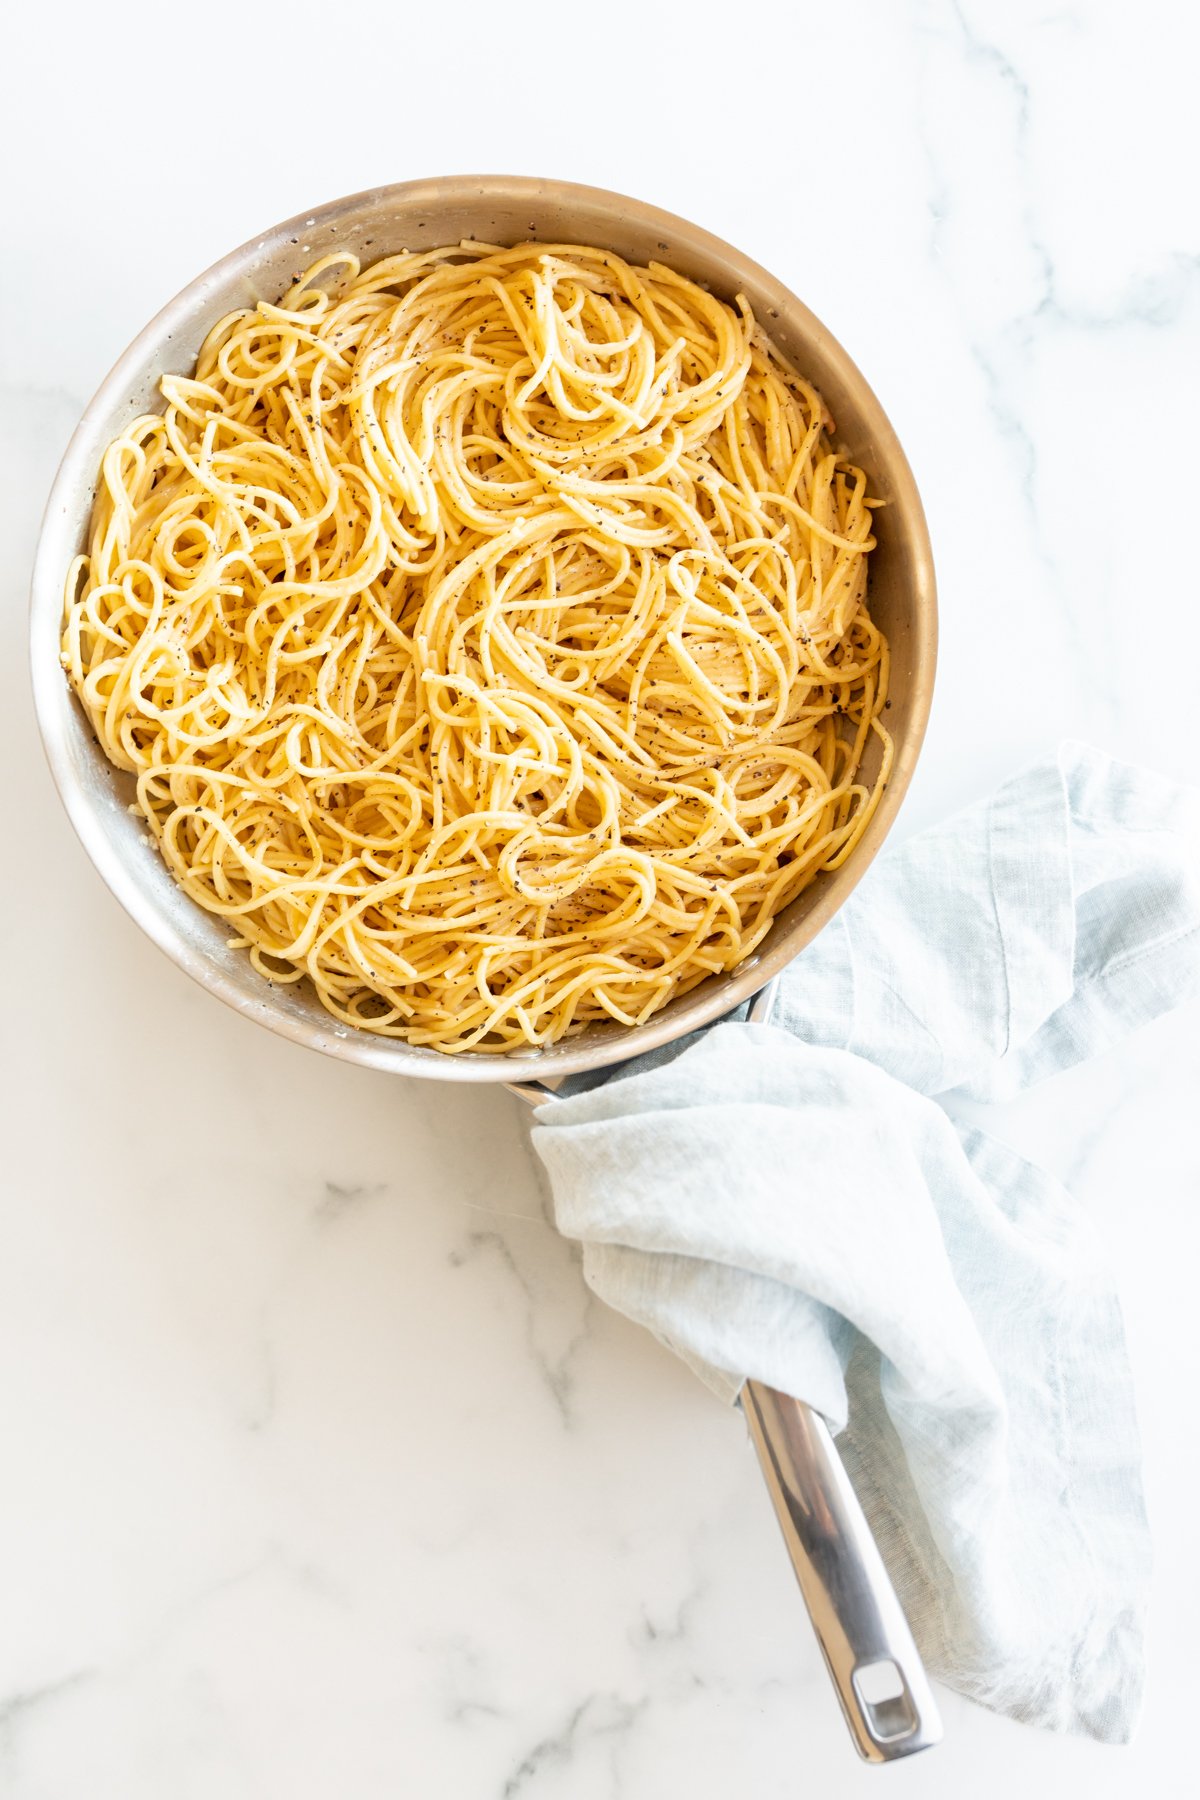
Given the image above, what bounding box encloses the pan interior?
[31,177,935,1082]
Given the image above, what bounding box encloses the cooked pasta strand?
[62,243,890,1052]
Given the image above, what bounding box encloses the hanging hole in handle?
[852,1660,919,1744]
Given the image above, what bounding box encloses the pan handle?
[740,1380,942,1760]
[740,984,939,1756]
[505,978,941,1761]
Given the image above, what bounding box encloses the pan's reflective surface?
[30,176,936,1081]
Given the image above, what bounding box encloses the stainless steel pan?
[29,177,939,1760]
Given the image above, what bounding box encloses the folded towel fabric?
[532,744,1200,1743]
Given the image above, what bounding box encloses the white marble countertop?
[4,1,1199,1792]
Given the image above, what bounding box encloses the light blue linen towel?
[532,744,1200,1743]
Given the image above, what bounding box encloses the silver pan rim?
[29,174,936,1082]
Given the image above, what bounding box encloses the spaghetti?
[62,242,891,1052]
